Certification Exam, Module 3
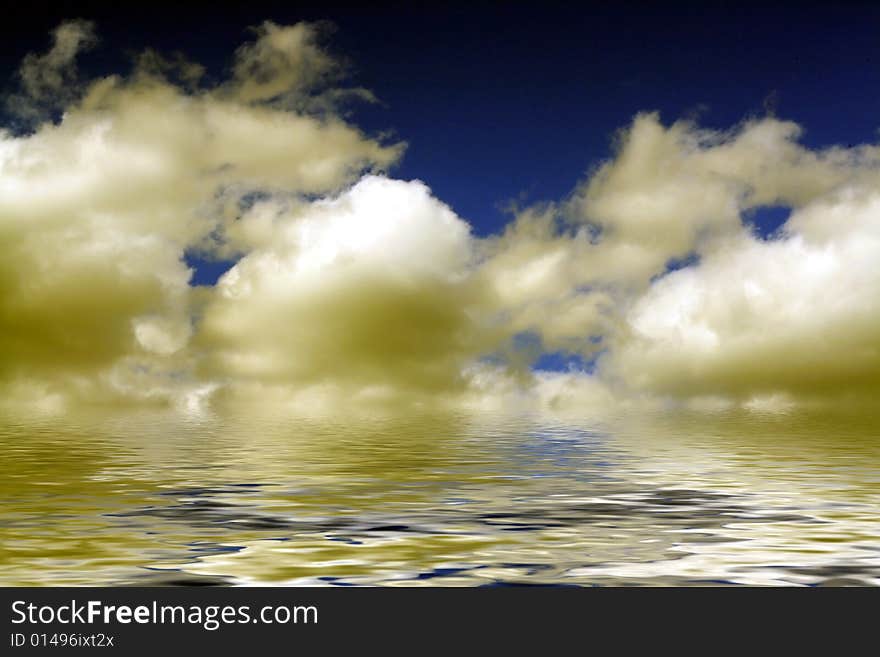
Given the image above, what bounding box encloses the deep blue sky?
[4,1,879,241]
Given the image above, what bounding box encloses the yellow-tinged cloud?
[5,19,97,122]
[198,176,497,410]
[608,187,880,409]
[478,113,880,413]
[2,25,879,417]
[0,21,400,412]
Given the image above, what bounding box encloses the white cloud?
[2,25,878,418]
[478,112,880,413]
[608,188,880,408]
[198,176,493,409]
[0,21,400,413]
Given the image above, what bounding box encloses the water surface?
[1,410,878,586]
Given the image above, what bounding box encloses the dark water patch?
[118,569,236,586]
[186,542,246,555]
[110,484,817,543]
[813,578,871,587]
[157,484,270,498]
[415,566,483,580]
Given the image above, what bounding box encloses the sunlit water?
[1,410,878,586]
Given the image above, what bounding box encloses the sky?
[6,2,880,237]
[1,2,879,417]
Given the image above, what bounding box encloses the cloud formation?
[610,186,880,411]
[5,19,97,123]
[2,24,878,417]
[0,21,400,412]
[198,176,494,412]
[478,113,880,413]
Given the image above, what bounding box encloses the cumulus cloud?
[198,176,495,411]
[0,21,400,412]
[478,113,880,413]
[2,24,878,417]
[608,187,880,410]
